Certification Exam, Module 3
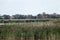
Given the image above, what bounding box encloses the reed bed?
[0,21,60,40]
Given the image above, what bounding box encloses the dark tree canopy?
[1,12,60,19]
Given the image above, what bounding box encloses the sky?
[0,0,60,15]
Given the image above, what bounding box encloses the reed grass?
[0,21,60,40]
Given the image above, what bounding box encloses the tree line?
[0,12,60,19]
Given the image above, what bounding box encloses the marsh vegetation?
[0,20,60,40]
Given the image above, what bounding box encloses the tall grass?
[0,20,60,40]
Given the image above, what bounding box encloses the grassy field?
[0,20,60,40]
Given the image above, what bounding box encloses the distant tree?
[0,16,2,19]
[37,14,42,19]
[25,15,33,19]
[12,14,20,19]
[3,15,10,19]
[51,13,57,18]
[46,14,51,18]
[42,12,46,16]
[32,16,36,19]
[12,14,26,19]
[42,12,48,18]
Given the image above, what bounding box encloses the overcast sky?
[0,0,60,15]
